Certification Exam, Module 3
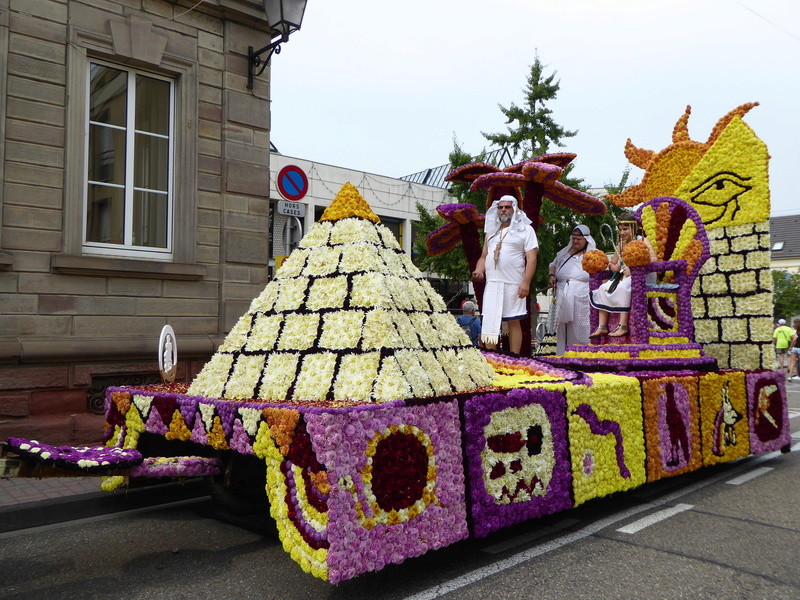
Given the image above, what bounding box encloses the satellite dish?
[158,325,178,384]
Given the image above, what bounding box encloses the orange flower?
[582,250,609,274]
[622,240,652,267]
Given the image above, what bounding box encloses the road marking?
[726,466,773,485]
[616,503,693,534]
[403,441,799,600]
[789,411,800,420]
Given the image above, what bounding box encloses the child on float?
[589,213,657,338]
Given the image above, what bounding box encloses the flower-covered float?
[86,183,789,583]
[2,180,791,584]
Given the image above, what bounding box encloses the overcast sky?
[269,0,799,217]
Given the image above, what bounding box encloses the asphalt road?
[1,387,798,600]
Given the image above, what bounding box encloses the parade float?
[0,104,791,584]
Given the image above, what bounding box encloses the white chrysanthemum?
[330,217,380,245]
[362,309,402,349]
[376,225,400,249]
[294,353,337,400]
[334,352,380,401]
[219,317,253,352]
[278,314,320,350]
[304,246,341,277]
[238,407,262,436]
[199,402,216,430]
[373,356,411,401]
[380,248,406,274]
[319,310,365,349]
[133,395,153,419]
[398,252,424,277]
[351,272,391,307]
[430,312,466,346]
[274,277,308,312]
[385,276,415,310]
[248,281,280,313]
[225,354,266,399]
[189,353,235,397]
[437,348,473,390]
[460,348,495,387]
[339,243,384,273]
[276,248,310,279]
[407,280,432,312]
[258,353,299,400]
[408,313,440,347]
[306,276,348,310]
[419,279,448,311]
[298,221,332,248]
[395,350,434,398]
[417,351,453,395]
[392,311,422,348]
[246,314,283,352]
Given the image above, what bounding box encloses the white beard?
[499,213,512,224]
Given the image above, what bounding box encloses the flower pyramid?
[188,183,495,404]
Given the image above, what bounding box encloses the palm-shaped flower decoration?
[426,153,605,355]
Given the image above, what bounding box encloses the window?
[84,62,174,258]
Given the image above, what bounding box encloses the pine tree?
[483,54,577,160]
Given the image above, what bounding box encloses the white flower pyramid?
[188,183,495,404]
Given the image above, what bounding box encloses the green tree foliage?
[772,269,800,321]
[482,54,577,160]
[413,142,493,280]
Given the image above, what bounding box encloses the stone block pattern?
[692,221,774,370]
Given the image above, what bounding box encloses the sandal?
[608,324,629,337]
[589,327,608,337]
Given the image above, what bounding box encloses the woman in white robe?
[548,225,595,355]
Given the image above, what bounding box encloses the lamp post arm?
[248,42,283,90]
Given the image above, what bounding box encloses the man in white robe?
[473,196,538,355]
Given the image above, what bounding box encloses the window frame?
[64,22,197,266]
[83,60,176,260]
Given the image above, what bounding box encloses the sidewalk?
[0,475,103,509]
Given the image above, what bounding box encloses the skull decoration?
[480,404,555,504]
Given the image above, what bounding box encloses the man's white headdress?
[485,195,533,238]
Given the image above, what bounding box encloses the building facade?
[0,0,278,444]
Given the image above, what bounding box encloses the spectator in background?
[457,301,481,347]
[787,318,800,381]
[773,318,795,376]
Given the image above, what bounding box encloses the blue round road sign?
[277,165,308,201]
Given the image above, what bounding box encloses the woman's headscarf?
[556,224,596,257]
[484,195,533,238]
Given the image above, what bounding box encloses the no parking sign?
[276,165,308,201]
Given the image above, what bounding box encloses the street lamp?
[248,0,308,90]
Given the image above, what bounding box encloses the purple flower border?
[6,436,142,473]
[305,400,469,583]
[745,370,791,453]
[462,387,572,538]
